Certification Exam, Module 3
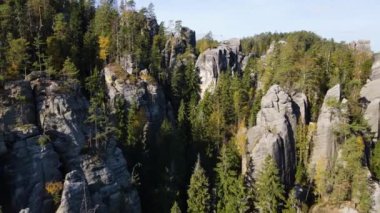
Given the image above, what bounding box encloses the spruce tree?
[187,157,211,213]
[215,143,247,213]
[85,68,114,150]
[254,155,285,213]
[61,57,79,79]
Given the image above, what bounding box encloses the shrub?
[38,134,51,147]
[45,181,63,205]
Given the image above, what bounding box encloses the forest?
[0,0,379,213]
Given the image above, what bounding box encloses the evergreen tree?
[6,37,29,78]
[85,68,114,150]
[215,143,247,213]
[61,57,79,79]
[187,157,211,213]
[170,201,182,213]
[254,155,285,213]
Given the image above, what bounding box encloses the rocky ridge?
[0,72,140,213]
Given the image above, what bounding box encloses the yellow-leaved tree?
[98,35,110,61]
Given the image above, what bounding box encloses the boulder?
[309,84,342,174]
[196,39,245,97]
[246,85,307,186]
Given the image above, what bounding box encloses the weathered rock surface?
[372,181,380,213]
[0,72,141,213]
[104,66,167,135]
[370,53,380,81]
[360,53,380,140]
[309,84,342,173]
[246,85,308,185]
[164,27,196,69]
[196,39,246,97]
[57,170,91,213]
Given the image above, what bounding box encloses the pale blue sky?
[131,0,380,52]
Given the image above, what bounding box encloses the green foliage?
[61,57,79,79]
[371,141,380,179]
[215,143,247,213]
[6,37,29,78]
[295,123,309,185]
[170,201,182,213]
[196,31,219,53]
[38,134,51,147]
[85,68,114,151]
[331,137,371,212]
[187,157,211,213]
[249,90,262,127]
[254,155,285,213]
[126,102,146,148]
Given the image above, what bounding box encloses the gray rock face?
[309,84,342,173]
[370,53,380,81]
[3,138,62,213]
[246,85,307,185]
[372,181,380,213]
[31,78,89,171]
[360,53,380,140]
[57,170,91,213]
[104,66,166,135]
[164,27,196,69]
[78,144,140,213]
[195,39,246,97]
[0,72,141,213]
[0,81,37,138]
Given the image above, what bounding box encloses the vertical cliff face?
[195,39,247,97]
[360,53,380,212]
[0,72,140,213]
[309,84,343,173]
[360,53,380,141]
[104,66,168,139]
[163,27,196,70]
[245,85,308,186]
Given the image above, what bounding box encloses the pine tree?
[254,155,285,213]
[187,157,211,213]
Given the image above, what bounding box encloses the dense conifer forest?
[0,1,379,213]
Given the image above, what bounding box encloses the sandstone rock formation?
[0,72,141,213]
[309,84,342,173]
[246,85,308,185]
[104,66,167,137]
[195,39,246,97]
[360,53,380,140]
[163,27,196,70]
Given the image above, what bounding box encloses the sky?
[129,0,380,52]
